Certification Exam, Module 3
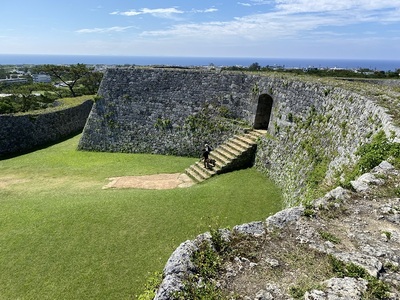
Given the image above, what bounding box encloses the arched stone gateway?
[254,94,273,130]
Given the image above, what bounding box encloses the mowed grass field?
[0,134,283,299]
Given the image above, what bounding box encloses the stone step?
[185,167,205,183]
[186,166,211,182]
[219,143,242,157]
[185,129,263,184]
[229,137,251,150]
[249,129,266,139]
[209,151,231,166]
[194,161,219,175]
[234,134,257,146]
[185,160,219,182]
[214,147,236,161]
[225,140,248,153]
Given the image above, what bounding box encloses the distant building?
[32,74,51,83]
[0,77,28,84]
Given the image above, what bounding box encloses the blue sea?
[1,54,399,71]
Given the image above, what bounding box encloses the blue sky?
[1,0,400,59]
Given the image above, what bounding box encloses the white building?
[32,74,51,83]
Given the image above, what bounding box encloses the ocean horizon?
[1,54,399,71]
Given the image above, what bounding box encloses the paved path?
[103,173,194,190]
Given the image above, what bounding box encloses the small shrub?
[303,203,315,218]
[382,231,391,240]
[173,240,225,299]
[192,241,221,279]
[210,228,230,254]
[137,271,162,300]
[329,255,390,299]
[384,262,400,272]
[356,131,400,173]
[219,106,232,118]
[341,130,400,185]
[289,286,305,299]
[394,187,400,197]
[339,121,348,137]
[252,83,259,96]
[307,158,329,189]
[172,274,224,300]
[319,230,341,244]
[154,118,172,130]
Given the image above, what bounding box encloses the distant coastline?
[0,54,399,71]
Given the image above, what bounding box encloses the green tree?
[9,84,39,112]
[0,99,15,114]
[0,67,8,80]
[39,64,92,97]
[79,71,103,94]
[248,62,261,71]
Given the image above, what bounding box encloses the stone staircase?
[185,129,266,183]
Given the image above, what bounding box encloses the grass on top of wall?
[58,95,95,106]
[0,134,283,300]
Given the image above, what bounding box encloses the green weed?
[328,255,390,299]
[136,272,163,300]
[319,230,341,244]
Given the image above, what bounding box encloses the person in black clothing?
[201,147,210,168]
[201,143,216,169]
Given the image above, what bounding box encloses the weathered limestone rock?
[154,161,400,299]
[305,277,368,300]
[350,172,384,192]
[334,252,383,277]
[155,232,212,300]
[233,221,265,237]
[313,186,351,209]
[265,207,304,230]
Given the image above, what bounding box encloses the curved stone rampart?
[78,67,260,156]
[0,100,93,157]
[79,67,399,204]
[253,77,398,203]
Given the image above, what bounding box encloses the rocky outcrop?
[154,161,400,299]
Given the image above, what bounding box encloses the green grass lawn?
[0,135,283,299]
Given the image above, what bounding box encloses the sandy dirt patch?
[0,176,30,189]
[103,173,195,190]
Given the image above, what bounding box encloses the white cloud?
[191,8,218,13]
[76,26,134,34]
[238,0,273,6]
[111,7,184,19]
[139,1,400,42]
[274,0,400,14]
[68,1,400,58]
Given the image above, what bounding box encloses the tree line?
[224,62,400,79]
[0,64,103,114]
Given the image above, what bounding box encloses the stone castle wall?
[78,67,262,156]
[0,100,93,157]
[253,78,398,203]
[78,67,399,204]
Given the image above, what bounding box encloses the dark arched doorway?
[254,94,273,129]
